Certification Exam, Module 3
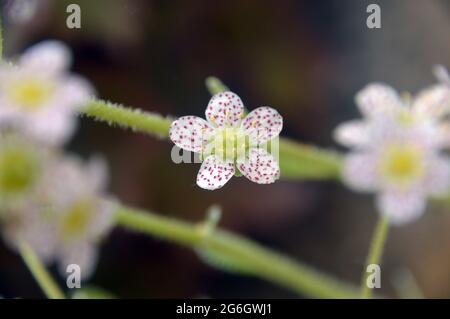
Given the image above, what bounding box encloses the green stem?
[82,99,172,138]
[18,241,65,299]
[0,11,3,60]
[116,205,359,298]
[279,138,342,180]
[80,99,342,180]
[360,216,389,299]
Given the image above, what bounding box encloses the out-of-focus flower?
[334,81,450,225]
[169,91,283,190]
[334,82,450,149]
[0,133,57,261]
[43,155,116,279]
[1,153,116,279]
[0,40,94,146]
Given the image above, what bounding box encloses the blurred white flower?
[335,81,450,225]
[44,155,116,279]
[0,40,94,146]
[169,91,283,190]
[1,153,116,279]
[0,134,57,261]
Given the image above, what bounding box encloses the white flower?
[44,155,116,279]
[335,82,450,225]
[0,134,56,261]
[0,40,94,146]
[169,91,283,190]
[1,153,116,279]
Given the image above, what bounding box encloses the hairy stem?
[80,99,342,180]
[116,205,359,298]
[360,216,389,299]
[18,241,65,299]
[82,99,172,138]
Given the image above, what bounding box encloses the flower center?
[380,144,425,185]
[397,110,416,126]
[212,128,249,162]
[61,200,94,239]
[10,79,53,110]
[0,146,39,195]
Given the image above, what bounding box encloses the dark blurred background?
[0,0,450,298]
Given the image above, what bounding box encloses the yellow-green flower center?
[211,128,249,162]
[397,110,416,126]
[380,144,425,185]
[10,79,53,111]
[61,200,94,240]
[0,146,39,195]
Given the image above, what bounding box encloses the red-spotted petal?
[241,107,283,144]
[237,148,280,184]
[356,83,402,117]
[169,116,214,153]
[196,155,235,190]
[205,91,244,128]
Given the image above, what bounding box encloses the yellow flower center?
[61,201,94,239]
[0,146,38,195]
[10,79,53,110]
[380,144,425,185]
[212,128,249,162]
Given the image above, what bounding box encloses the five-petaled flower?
[334,80,450,225]
[0,40,94,146]
[169,91,283,190]
[2,153,116,279]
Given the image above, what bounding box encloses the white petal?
[169,116,214,153]
[437,121,450,148]
[413,85,450,119]
[205,91,244,128]
[241,106,283,144]
[58,241,98,280]
[237,148,280,184]
[433,65,450,86]
[342,153,379,192]
[86,198,116,239]
[376,191,426,225]
[333,120,369,148]
[2,208,58,263]
[56,75,95,110]
[24,109,77,146]
[355,83,402,118]
[425,156,450,197]
[86,156,109,192]
[19,40,72,74]
[196,155,235,190]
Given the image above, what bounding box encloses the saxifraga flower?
[0,40,94,146]
[334,77,450,225]
[169,91,283,190]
